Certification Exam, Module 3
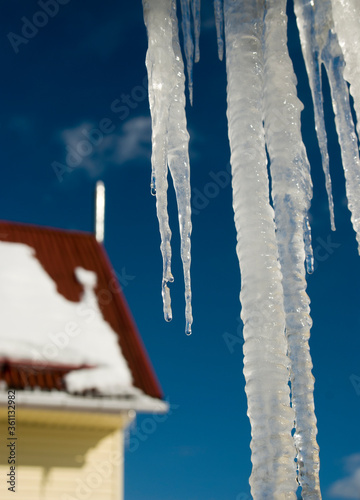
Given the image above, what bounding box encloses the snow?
[75,266,97,289]
[0,386,169,414]
[0,241,147,399]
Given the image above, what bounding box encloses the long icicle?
[143,0,193,334]
[214,0,224,61]
[224,0,297,497]
[180,0,195,104]
[330,0,360,141]
[319,0,360,255]
[297,0,360,253]
[263,0,321,496]
[168,0,193,335]
[294,0,336,231]
[191,0,201,63]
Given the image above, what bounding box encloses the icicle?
[168,0,193,335]
[296,0,360,252]
[304,215,314,274]
[331,0,360,141]
[224,0,297,497]
[294,0,336,231]
[180,0,195,104]
[191,0,201,63]
[214,0,224,61]
[263,0,320,496]
[143,0,193,335]
[322,28,360,254]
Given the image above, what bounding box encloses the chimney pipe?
[95,181,105,243]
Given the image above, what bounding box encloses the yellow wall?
[0,406,131,500]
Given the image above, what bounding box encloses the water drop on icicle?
[304,215,314,274]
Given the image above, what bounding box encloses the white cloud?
[58,116,151,179]
[328,454,360,499]
[114,116,152,165]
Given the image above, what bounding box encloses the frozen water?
[331,0,360,140]
[142,0,360,494]
[143,0,193,334]
[214,0,224,60]
[294,0,336,231]
[225,0,297,496]
[263,0,320,495]
[180,0,195,103]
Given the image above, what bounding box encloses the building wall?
[0,405,132,500]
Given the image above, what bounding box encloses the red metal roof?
[0,359,94,392]
[0,221,163,400]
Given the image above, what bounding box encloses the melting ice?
[142,0,360,497]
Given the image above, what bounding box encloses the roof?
[0,220,163,405]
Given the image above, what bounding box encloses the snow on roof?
[0,221,164,405]
[0,387,169,414]
[0,241,136,396]
[0,221,168,412]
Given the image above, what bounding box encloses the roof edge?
[0,389,168,414]
[0,219,93,238]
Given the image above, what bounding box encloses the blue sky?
[1,1,360,499]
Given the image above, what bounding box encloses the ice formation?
[142,0,360,497]
[262,1,320,495]
[330,0,360,140]
[295,0,360,250]
[143,0,193,335]
[294,0,336,232]
[225,1,297,496]
[214,0,224,60]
